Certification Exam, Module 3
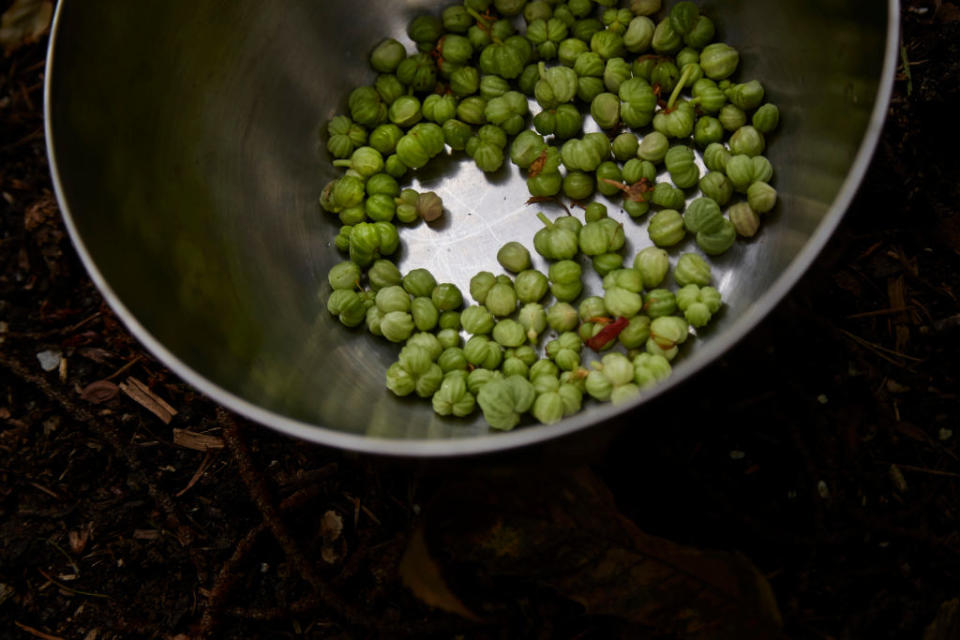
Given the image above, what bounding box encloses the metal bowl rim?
[43,0,901,458]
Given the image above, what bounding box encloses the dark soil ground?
[2,2,959,639]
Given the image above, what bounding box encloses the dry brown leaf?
[924,598,960,640]
[80,380,119,404]
[425,469,782,638]
[0,0,52,54]
[399,526,480,621]
[172,428,223,452]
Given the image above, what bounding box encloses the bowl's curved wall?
[46,0,899,455]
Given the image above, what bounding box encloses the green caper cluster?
[322,0,780,431]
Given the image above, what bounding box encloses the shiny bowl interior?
[45,0,899,456]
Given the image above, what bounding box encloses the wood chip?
[133,529,161,540]
[172,428,224,452]
[118,377,177,424]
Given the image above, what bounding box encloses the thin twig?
[846,306,914,319]
[878,463,960,480]
[14,622,64,640]
[217,410,373,630]
[37,569,109,599]
[199,482,324,635]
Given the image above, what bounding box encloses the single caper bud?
[618,315,651,349]
[496,241,532,274]
[637,131,669,163]
[328,261,361,291]
[592,253,624,276]
[648,209,686,247]
[518,302,548,343]
[611,133,639,163]
[729,125,766,157]
[700,42,739,80]
[584,202,608,222]
[684,197,724,234]
[752,103,780,134]
[476,374,534,431]
[467,368,500,396]
[699,171,734,206]
[370,38,407,73]
[719,104,747,132]
[411,297,439,331]
[437,347,468,373]
[531,392,564,425]
[604,287,643,318]
[696,218,737,256]
[747,181,778,214]
[578,296,607,323]
[694,116,724,149]
[402,268,437,297]
[632,352,671,388]
[610,383,639,406]
[515,269,549,303]
[380,311,415,343]
[729,202,760,237]
[674,253,712,287]
[649,315,689,353]
[492,318,526,348]
[485,282,518,317]
[633,247,669,289]
[703,143,731,173]
[547,302,579,332]
[664,145,699,190]
[375,285,411,314]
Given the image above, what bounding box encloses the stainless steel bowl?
[45,0,899,456]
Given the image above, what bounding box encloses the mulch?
[1,2,959,639]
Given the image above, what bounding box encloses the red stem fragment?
[586,316,630,351]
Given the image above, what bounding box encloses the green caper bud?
[367,259,402,290]
[700,43,739,80]
[370,38,407,74]
[696,218,737,255]
[380,311,415,343]
[492,318,526,348]
[729,125,766,157]
[328,261,361,290]
[747,181,778,213]
[485,283,518,317]
[633,247,669,289]
[637,131,669,163]
[547,302,579,332]
[401,268,437,297]
[633,352,671,388]
[699,172,734,206]
[684,197,724,234]
[515,270,549,303]
[647,209,686,247]
[497,241,532,273]
[411,297,439,331]
[729,202,760,237]
[674,253,712,287]
[752,103,780,134]
[461,305,495,335]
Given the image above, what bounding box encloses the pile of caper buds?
[322,0,779,430]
